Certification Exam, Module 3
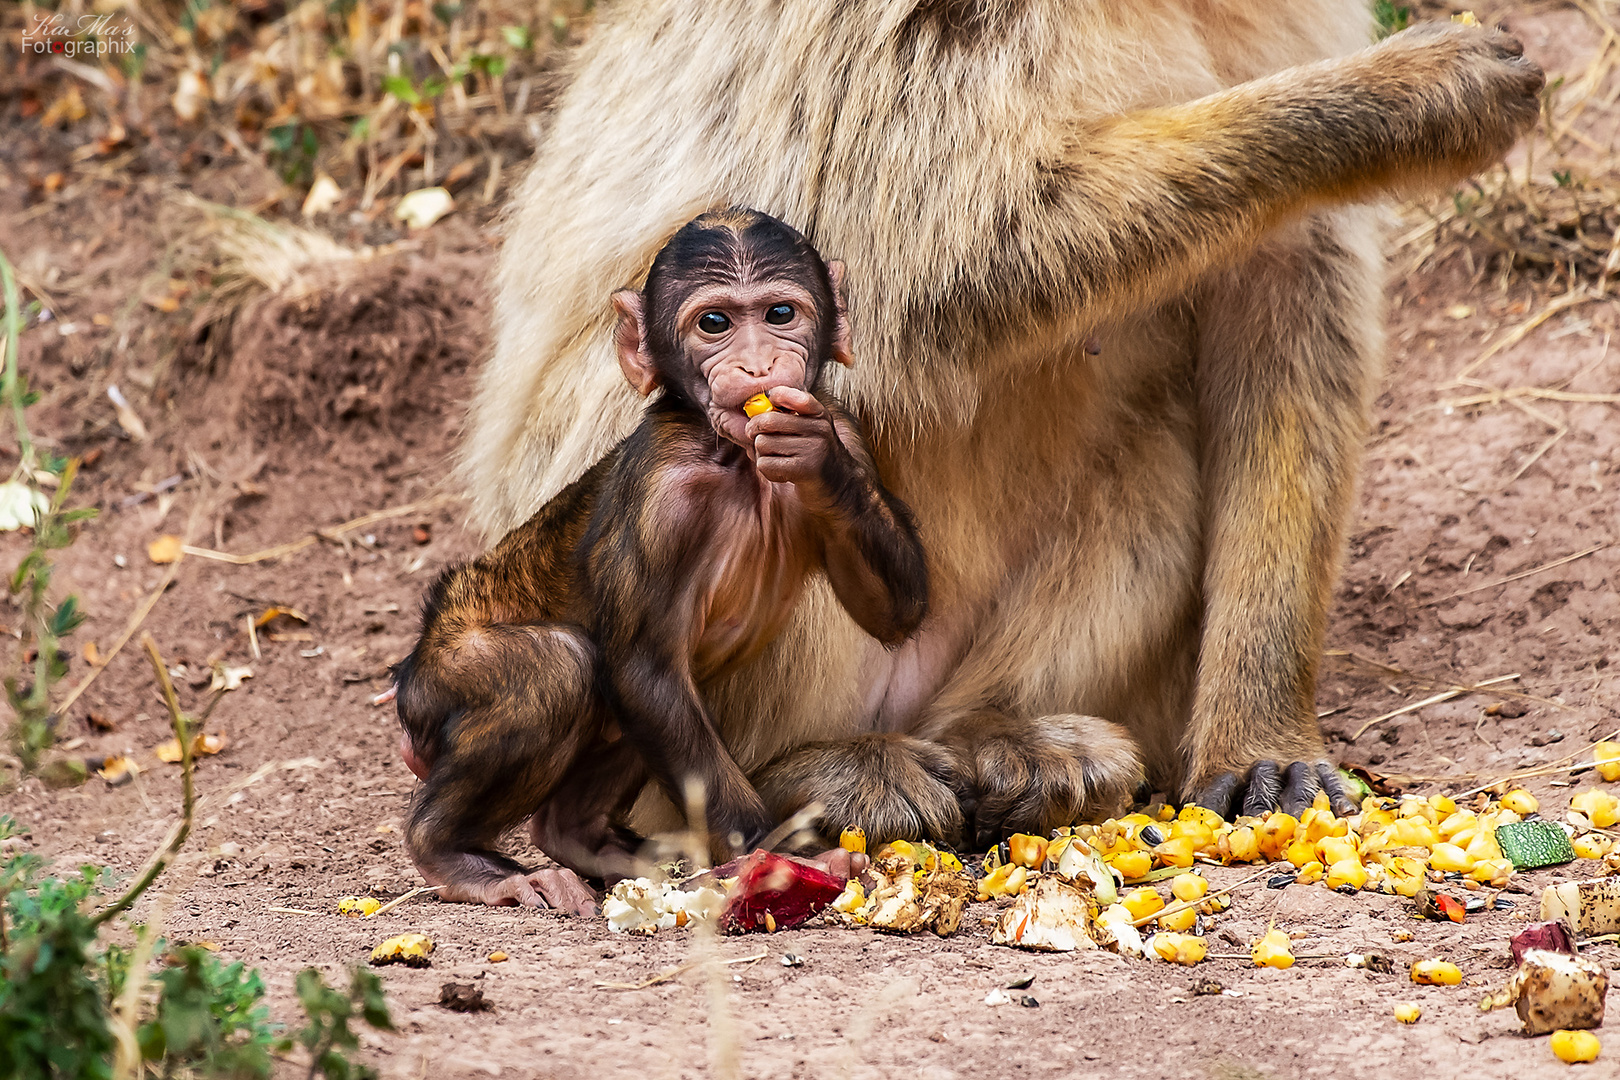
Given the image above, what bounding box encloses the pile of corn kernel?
[858,744,1620,967]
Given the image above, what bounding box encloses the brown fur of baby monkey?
[393,210,929,911]
[463,3,1543,847]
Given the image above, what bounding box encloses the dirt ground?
[4,7,1620,1080]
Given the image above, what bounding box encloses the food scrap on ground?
[369,932,435,967]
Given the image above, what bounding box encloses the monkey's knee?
[946,714,1143,848]
[755,734,966,848]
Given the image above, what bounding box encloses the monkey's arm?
[926,24,1539,347]
[750,394,929,645]
[586,472,775,850]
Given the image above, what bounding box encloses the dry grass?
[3,0,593,215]
[1399,0,1620,291]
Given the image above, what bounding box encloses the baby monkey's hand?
[745,387,852,509]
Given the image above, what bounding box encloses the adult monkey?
[464,4,1541,847]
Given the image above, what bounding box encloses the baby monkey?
[393,208,929,912]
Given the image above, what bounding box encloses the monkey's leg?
[403,624,604,913]
[528,738,648,883]
[1183,210,1378,820]
[753,733,967,848]
[939,712,1144,849]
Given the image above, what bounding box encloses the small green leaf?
[382,75,419,105]
[501,24,531,50]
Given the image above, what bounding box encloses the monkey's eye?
[765,304,795,325]
[698,311,731,334]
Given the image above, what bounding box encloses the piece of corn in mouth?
[839,826,867,854]
[743,393,776,418]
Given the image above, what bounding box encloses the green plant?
[136,947,279,1078]
[0,246,98,773]
[0,824,115,1080]
[0,632,393,1078]
[294,968,394,1080]
[1374,0,1410,38]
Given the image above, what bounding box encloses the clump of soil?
[182,245,490,440]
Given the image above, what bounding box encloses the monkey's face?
[675,280,822,448]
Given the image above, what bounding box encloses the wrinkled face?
[675,279,819,447]
[612,209,849,451]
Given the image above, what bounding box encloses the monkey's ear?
[826,260,853,368]
[611,289,659,396]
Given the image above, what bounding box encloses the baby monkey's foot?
[439,868,599,915]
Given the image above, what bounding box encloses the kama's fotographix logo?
[22,11,137,58]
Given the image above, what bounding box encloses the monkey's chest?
[688,500,811,684]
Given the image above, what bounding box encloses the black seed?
[1464,897,1487,914]
[1140,826,1165,847]
[1493,897,1516,910]
[1006,975,1034,989]
[1018,995,1039,1008]
[1268,873,1298,889]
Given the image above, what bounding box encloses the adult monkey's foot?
[1190,759,1359,820]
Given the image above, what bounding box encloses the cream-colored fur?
[462,1,1539,834]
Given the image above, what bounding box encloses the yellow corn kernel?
[839,826,867,854]
[1251,929,1294,969]
[1110,850,1154,879]
[1169,819,1215,846]
[1594,741,1620,783]
[1383,856,1428,898]
[1294,860,1324,885]
[976,863,1028,901]
[1448,827,1478,849]
[488,951,508,962]
[1153,836,1197,868]
[1438,810,1477,840]
[884,839,917,862]
[1302,808,1347,843]
[337,897,382,917]
[1317,836,1359,867]
[1427,843,1474,873]
[1121,887,1165,921]
[1549,1029,1601,1064]
[1410,959,1462,986]
[1283,838,1318,868]
[1358,826,1395,856]
[1327,858,1368,891]
[1357,808,1396,837]
[1398,797,1436,823]
[1171,873,1209,903]
[1499,789,1539,815]
[1573,833,1614,859]
[742,393,775,418]
[1467,858,1513,887]
[1007,833,1048,869]
[1311,790,1330,812]
[1451,11,1479,27]
[938,850,963,873]
[1392,819,1440,849]
[831,879,866,914]
[1158,804,1178,821]
[1225,825,1261,863]
[1464,829,1502,863]
[1149,932,1207,965]
[1158,904,1197,933]
[1572,788,1620,829]
[1178,805,1225,830]
[1392,1002,1422,1024]
[1257,813,1298,860]
[1428,793,1457,816]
